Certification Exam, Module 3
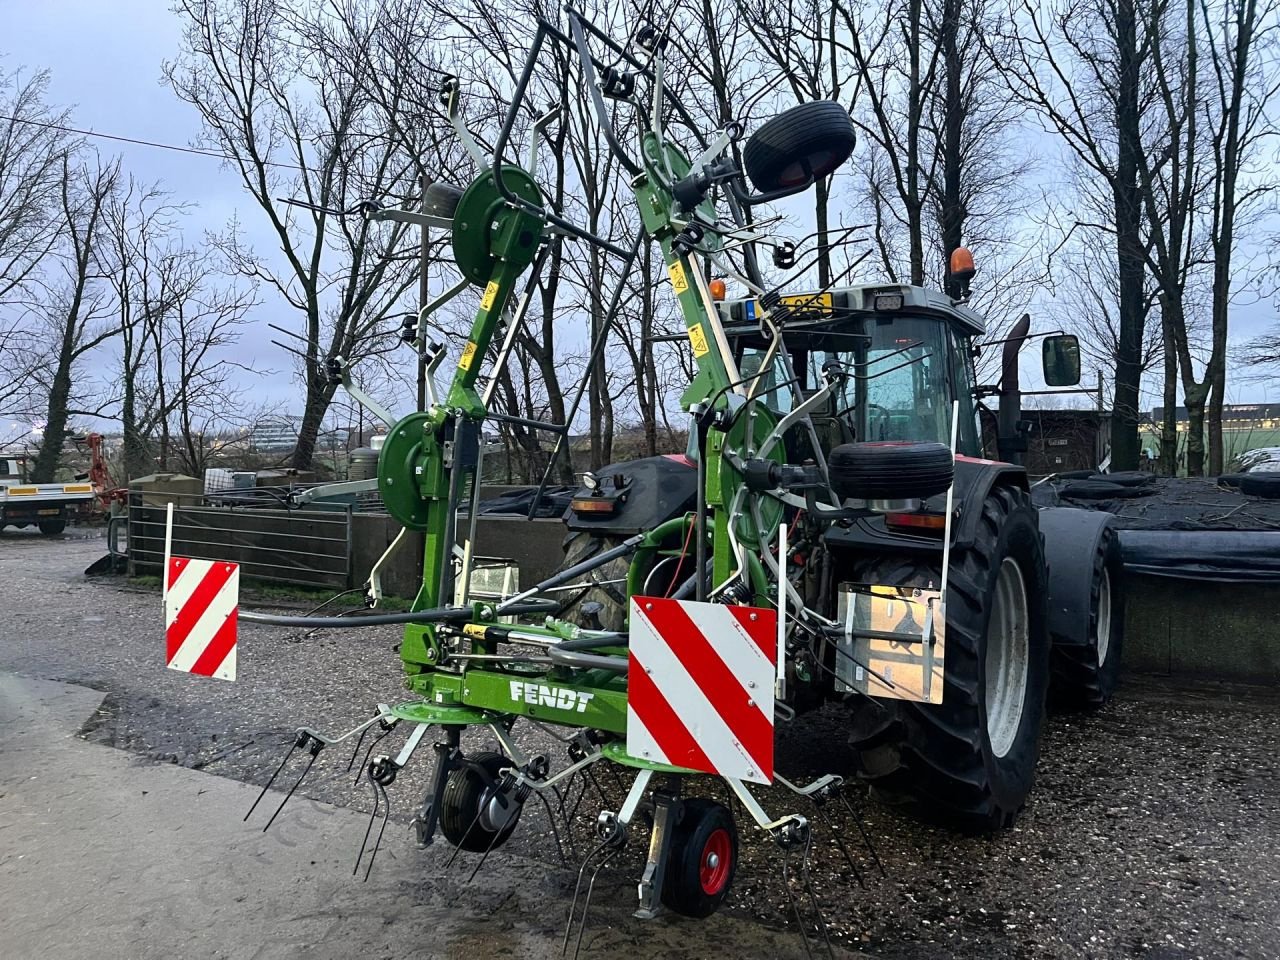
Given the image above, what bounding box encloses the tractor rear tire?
[1050,527,1125,710]
[553,531,634,632]
[846,485,1050,832]
[38,519,66,536]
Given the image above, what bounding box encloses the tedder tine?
[262,735,323,832]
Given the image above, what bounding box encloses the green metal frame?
[371,46,790,741]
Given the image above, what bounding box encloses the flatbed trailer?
[0,457,95,535]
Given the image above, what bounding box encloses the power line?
[0,113,300,170]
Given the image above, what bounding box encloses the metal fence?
[128,490,354,590]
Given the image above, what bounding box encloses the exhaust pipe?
[996,314,1031,465]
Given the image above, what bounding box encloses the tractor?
[555,279,1124,833]
[228,7,1124,937]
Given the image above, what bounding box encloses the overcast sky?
[4,0,1277,447]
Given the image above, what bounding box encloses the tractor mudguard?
[1037,506,1115,649]
[824,456,1028,558]
[562,454,698,536]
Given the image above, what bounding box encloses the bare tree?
[23,156,121,481]
[0,69,74,303]
[1200,0,1280,473]
[165,0,419,471]
[996,0,1152,471]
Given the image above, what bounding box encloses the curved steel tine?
[353,776,381,876]
[571,844,623,960]
[263,744,320,832]
[781,847,814,960]
[567,773,591,827]
[362,779,392,882]
[346,724,372,772]
[244,736,300,822]
[562,837,611,956]
[837,792,886,878]
[812,800,864,889]
[535,789,570,865]
[466,795,512,884]
[798,830,835,959]
[354,724,395,786]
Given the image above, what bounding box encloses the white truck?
[0,456,96,535]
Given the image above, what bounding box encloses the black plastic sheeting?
[1117,529,1280,582]
[1033,475,1280,582]
[463,485,576,519]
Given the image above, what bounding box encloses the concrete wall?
[350,512,567,600]
[1123,574,1280,683]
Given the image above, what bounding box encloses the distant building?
[1151,403,1280,430]
[249,417,300,452]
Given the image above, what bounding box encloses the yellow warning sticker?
[688,323,710,358]
[668,261,689,294]
[459,341,478,371]
[462,623,488,639]
[480,280,500,311]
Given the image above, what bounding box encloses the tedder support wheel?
[439,752,522,852]
[847,485,1050,832]
[1050,526,1125,710]
[743,100,856,194]
[661,798,738,918]
[38,518,66,536]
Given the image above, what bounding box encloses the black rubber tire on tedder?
[847,485,1050,832]
[424,181,464,219]
[439,752,522,853]
[661,798,738,919]
[1050,526,1125,710]
[828,441,955,501]
[743,101,856,194]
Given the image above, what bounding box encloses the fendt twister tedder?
[229,5,1124,945]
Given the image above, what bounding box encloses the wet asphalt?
[0,528,1277,959]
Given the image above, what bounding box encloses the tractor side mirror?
[1042,334,1081,387]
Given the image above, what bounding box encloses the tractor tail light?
[571,498,616,515]
[884,511,948,534]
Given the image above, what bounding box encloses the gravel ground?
[2,528,1278,959]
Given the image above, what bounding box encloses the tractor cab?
[718,283,987,459]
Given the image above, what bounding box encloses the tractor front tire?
[847,485,1050,832]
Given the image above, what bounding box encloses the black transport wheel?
[424,181,464,219]
[661,799,738,919]
[1050,527,1125,709]
[743,101,856,194]
[439,752,522,852]
[38,518,66,536]
[828,441,955,501]
[847,485,1051,832]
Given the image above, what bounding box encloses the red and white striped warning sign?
[627,597,776,785]
[165,557,239,681]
